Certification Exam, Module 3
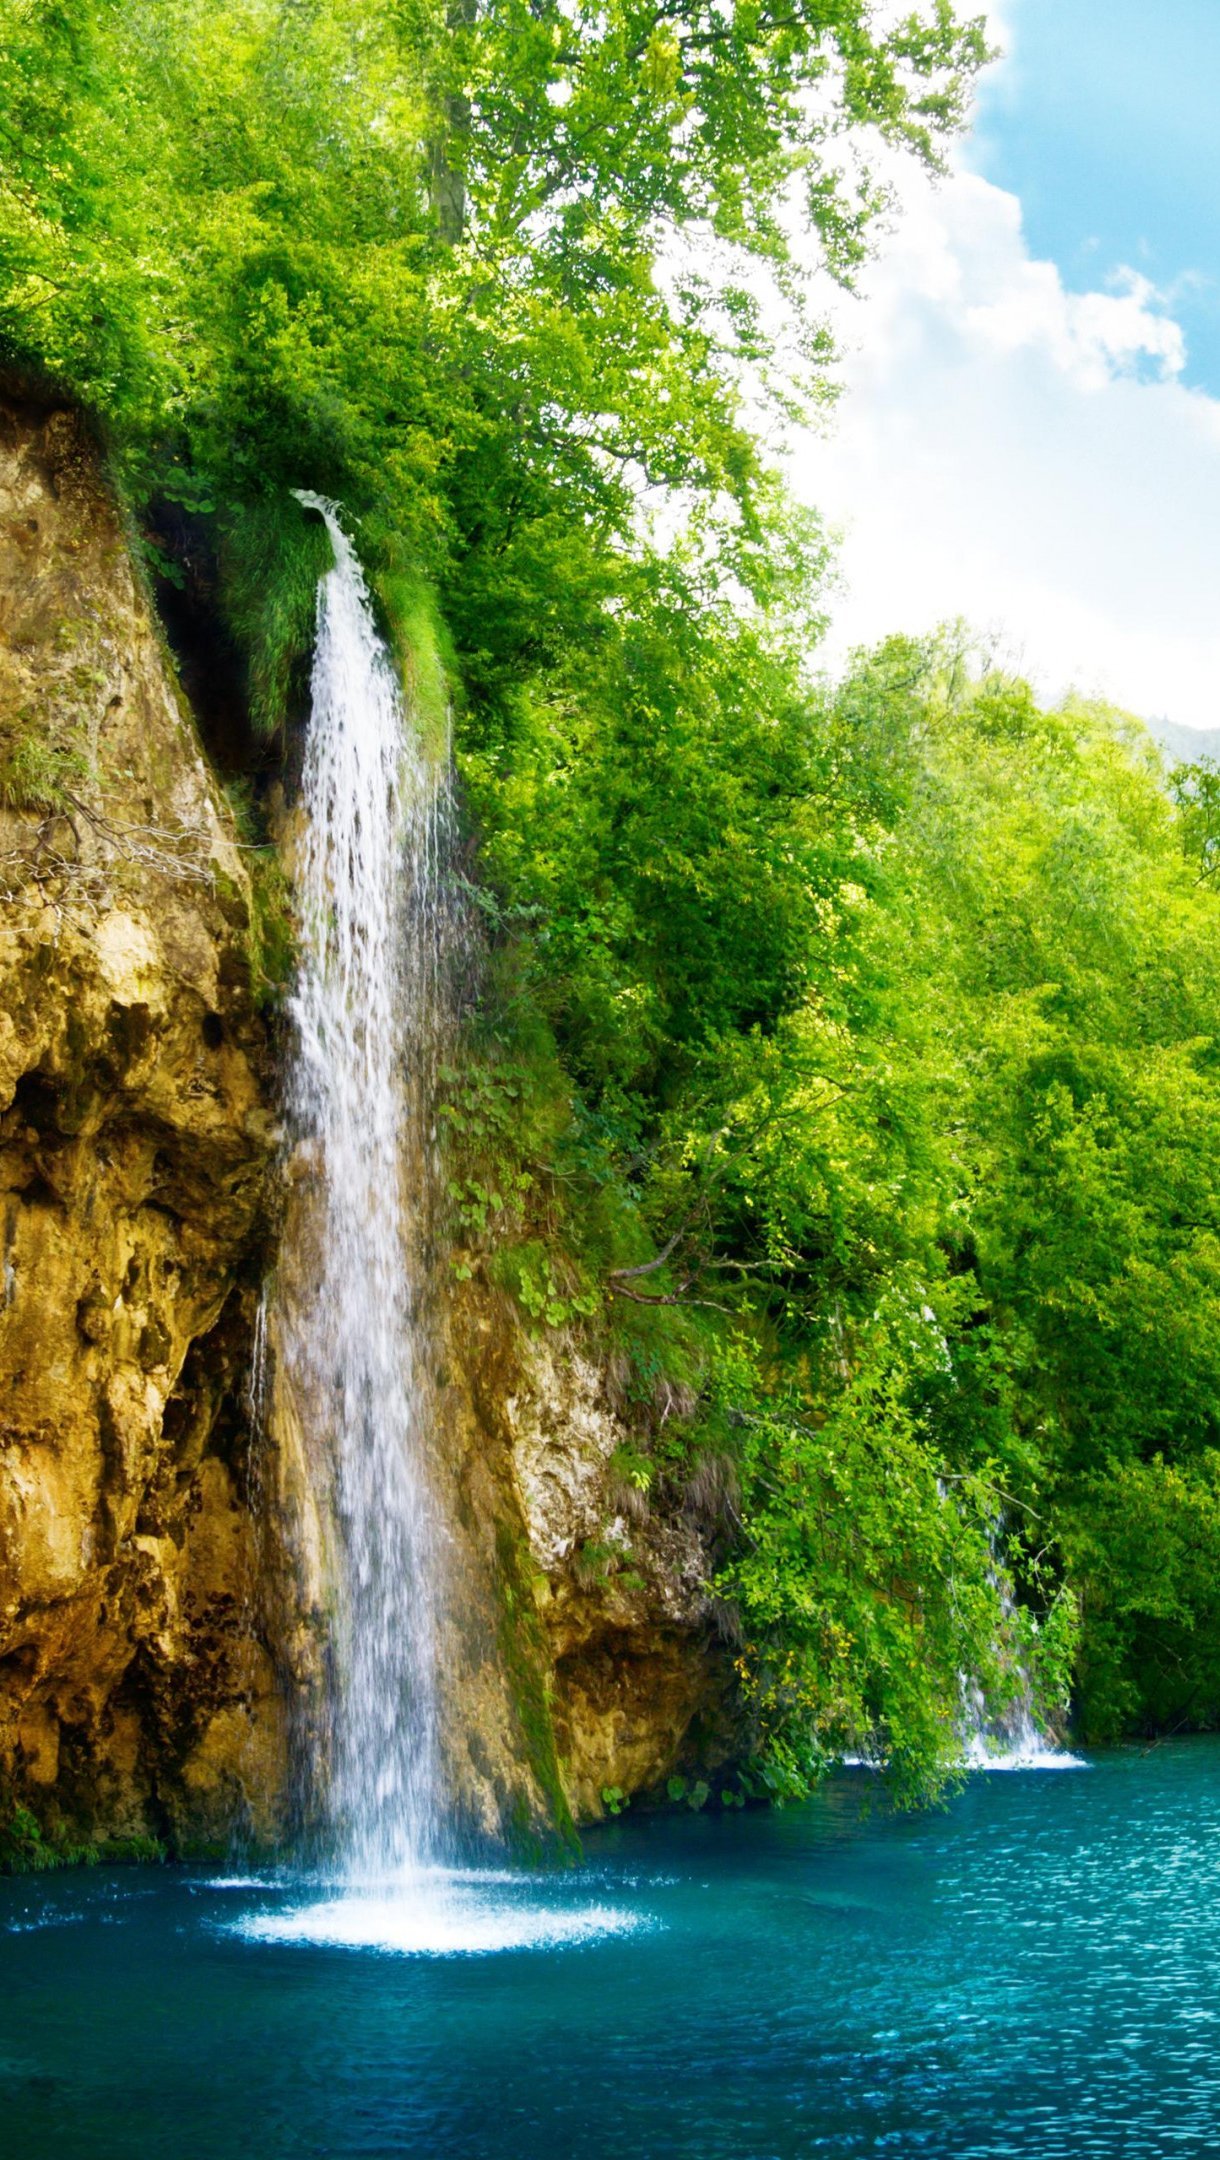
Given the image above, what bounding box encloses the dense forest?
[5,0,1220,1810]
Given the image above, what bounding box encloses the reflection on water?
[4,1741,1220,2159]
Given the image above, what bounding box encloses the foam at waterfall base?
[841,1737,1087,1772]
[961,1735,1087,1771]
[957,1654,1088,1771]
[233,1865,652,1957]
[959,1686,1087,1770]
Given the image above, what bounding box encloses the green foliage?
[1063,1453,1220,1740]
[468,620,1220,1790]
[599,1786,629,1817]
[714,1324,1076,1807]
[573,1537,621,1591]
[1169,756,1220,883]
[665,1775,711,1811]
[378,571,453,761]
[460,526,841,1102]
[439,1054,538,1247]
[219,495,334,741]
[436,983,653,1331]
[610,1443,653,1496]
[243,844,296,1004]
[0,1803,166,1873]
[0,693,96,814]
[495,1521,580,1860]
[489,1241,600,1331]
[0,0,987,744]
[220,779,296,1004]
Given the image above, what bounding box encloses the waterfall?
[959,1677,1079,1770]
[242,505,642,1954]
[958,1545,1083,1771]
[277,492,453,1876]
[237,504,645,1949]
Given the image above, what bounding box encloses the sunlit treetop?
[0,0,989,562]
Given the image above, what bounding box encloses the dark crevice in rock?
[145,505,262,782]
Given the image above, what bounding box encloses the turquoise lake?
[4,1740,1218,2158]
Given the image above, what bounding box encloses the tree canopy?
[0,0,987,687]
[458,635,1220,1788]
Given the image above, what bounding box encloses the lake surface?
[4,1740,1219,2158]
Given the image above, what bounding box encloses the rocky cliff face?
[0,389,287,1851]
[0,389,733,1860]
[443,1312,737,1834]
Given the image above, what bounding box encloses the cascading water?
[247,503,642,1954]
[277,492,452,1878]
[959,1674,1080,1771]
[958,1539,1084,1771]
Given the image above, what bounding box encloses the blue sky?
[972,0,1220,394]
[793,0,1220,733]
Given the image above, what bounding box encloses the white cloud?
[796,163,1220,731]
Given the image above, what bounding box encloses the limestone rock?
[0,389,285,1850]
[441,1288,738,1834]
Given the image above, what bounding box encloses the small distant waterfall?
[959,1546,1083,1771]
[959,1669,1078,1770]
[276,493,455,1875]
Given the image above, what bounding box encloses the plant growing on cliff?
[0,1802,165,1874]
[0,702,95,816]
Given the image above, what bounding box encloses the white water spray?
[246,520,644,1949]
[278,492,452,1875]
[959,1683,1082,1771]
[959,1552,1084,1771]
